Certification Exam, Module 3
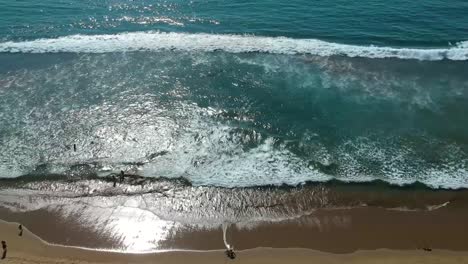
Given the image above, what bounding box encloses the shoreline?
[2,179,468,253]
[2,203,468,253]
[2,173,468,192]
[2,178,468,261]
[1,220,468,264]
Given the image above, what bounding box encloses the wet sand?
[2,178,468,255]
[1,203,468,253]
[2,181,468,263]
[1,219,468,264]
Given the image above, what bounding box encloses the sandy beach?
[1,219,468,264]
[2,179,468,253]
[2,192,468,263]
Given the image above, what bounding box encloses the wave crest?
[1,32,467,60]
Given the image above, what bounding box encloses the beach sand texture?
[1,219,468,264]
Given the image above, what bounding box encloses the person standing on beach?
[120,170,125,183]
[18,224,23,236]
[1,241,6,259]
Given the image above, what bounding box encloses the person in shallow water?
[1,240,6,259]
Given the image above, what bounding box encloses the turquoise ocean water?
[1,0,468,188]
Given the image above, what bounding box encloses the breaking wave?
[1,32,467,60]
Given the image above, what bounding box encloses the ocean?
[0,0,468,252]
[1,0,468,188]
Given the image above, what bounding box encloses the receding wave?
[1,31,467,60]
[0,175,462,225]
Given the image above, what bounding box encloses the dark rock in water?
[423,247,432,252]
[122,161,146,166]
[147,151,169,160]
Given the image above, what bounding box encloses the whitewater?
[1,32,468,61]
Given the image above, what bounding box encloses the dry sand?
[1,219,468,264]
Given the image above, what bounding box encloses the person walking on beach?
[18,224,23,236]
[225,247,236,260]
[223,223,236,260]
[1,241,7,259]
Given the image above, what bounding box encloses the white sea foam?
[0,32,467,60]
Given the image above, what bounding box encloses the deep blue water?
[1,0,468,45]
[0,0,468,188]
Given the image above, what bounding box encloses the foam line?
[0,32,467,60]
